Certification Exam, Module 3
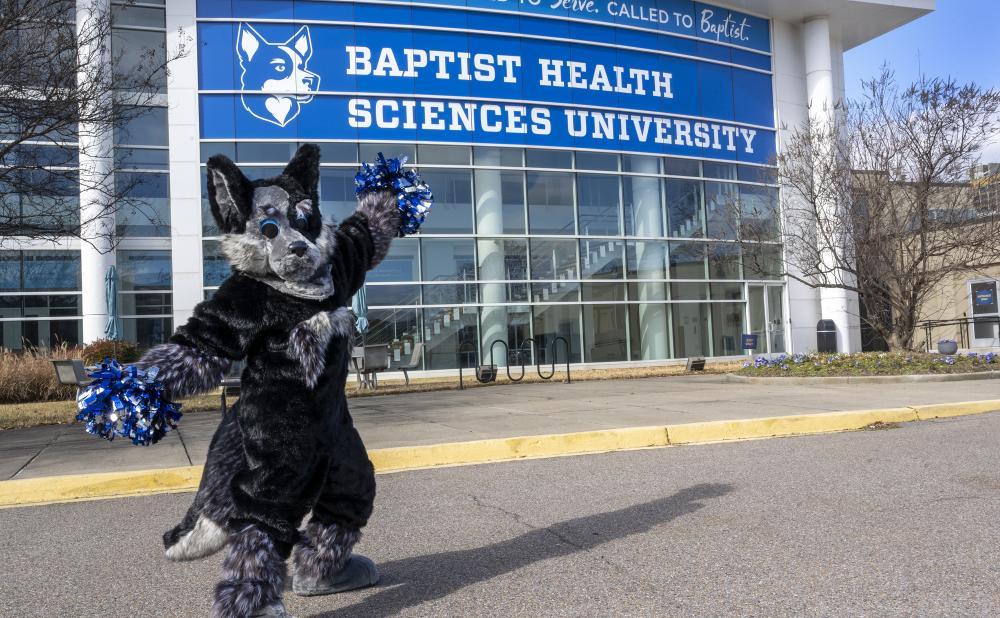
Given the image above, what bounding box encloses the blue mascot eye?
[259,218,280,239]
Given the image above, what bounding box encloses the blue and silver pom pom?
[355,152,433,236]
[75,358,182,446]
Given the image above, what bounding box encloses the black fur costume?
[138,145,401,617]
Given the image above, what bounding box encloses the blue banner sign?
[975,288,995,306]
[741,334,758,350]
[196,0,775,163]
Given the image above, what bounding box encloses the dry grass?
[0,360,743,431]
[0,345,79,404]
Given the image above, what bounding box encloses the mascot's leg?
[212,524,289,618]
[292,424,379,596]
[164,407,242,561]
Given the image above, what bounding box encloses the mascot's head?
[207,143,334,282]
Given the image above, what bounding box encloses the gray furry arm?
[137,343,231,399]
[356,190,401,269]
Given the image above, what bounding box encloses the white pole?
[77,0,116,344]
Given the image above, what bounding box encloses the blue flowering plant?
[75,358,182,446]
[738,351,997,377]
[355,153,433,236]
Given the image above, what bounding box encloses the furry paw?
[165,515,228,562]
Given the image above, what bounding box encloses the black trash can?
[817,319,837,353]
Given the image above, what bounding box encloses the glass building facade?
[200,143,782,370]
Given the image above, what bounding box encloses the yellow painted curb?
[369,425,670,472]
[0,465,203,508]
[912,399,1000,420]
[665,408,919,445]
[3,401,998,509]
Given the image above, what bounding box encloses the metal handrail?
[917,315,1000,350]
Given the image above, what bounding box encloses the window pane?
[113,5,165,27]
[366,308,419,369]
[583,304,628,362]
[319,142,358,163]
[112,29,166,91]
[319,168,357,223]
[527,172,574,234]
[480,305,532,365]
[121,317,172,349]
[626,241,668,279]
[706,242,741,280]
[236,142,299,163]
[525,149,571,168]
[665,178,703,237]
[671,282,708,300]
[711,282,743,300]
[422,283,477,305]
[711,302,744,356]
[115,107,168,146]
[419,171,473,233]
[22,251,80,291]
[669,241,706,279]
[621,155,659,174]
[529,239,577,280]
[744,244,783,280]
[672,303,710,357]
[474,146,522,167]
[423,306,479,370]
[370,238,418,282]
[703,162,737,180]
[1,319,81,350]
[118,250,171,290]
[421,239,475,281]
[627,303,670,360]
[623,175,663,237]
[705,181,738,240]
[359,143,415,164]
[582,282,625,302]
[366,284,420,306]
[203,241,229,287]
[663,157,701,177]
[0,252,19,291]
[475,170,525,234]
[576,174,620,236]
[418,144,470,165]
[579,239,624,279]
[530,281,579,303]
[116,172,170,237]
[575,151,618,171]
[739,184,780,242]
[532,304,581,363]
[477,239,527,281]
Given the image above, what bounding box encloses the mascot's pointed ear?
[206,154,253,234]
[282,143,321,197]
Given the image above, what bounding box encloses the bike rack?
[488,340,526,383]
[520,336,572,383]
[458,336,571,389]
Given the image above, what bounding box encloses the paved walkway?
[4,374,1000,481]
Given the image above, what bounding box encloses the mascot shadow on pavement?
[137,143,427,618]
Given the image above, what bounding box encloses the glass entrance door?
[970,280,999,347]
[748,284,786,355]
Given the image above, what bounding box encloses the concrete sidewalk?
[4,374,1000,481]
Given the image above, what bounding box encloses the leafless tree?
[0,0,186,246]
[741,69,1000,351]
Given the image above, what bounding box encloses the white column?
[630,158,669,359]
[166,0,203,327]
[803,16,861,352]
[475,152,508,365]
[77,0,115,344]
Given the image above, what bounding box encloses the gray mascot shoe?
[292,555,380,596]
[251,602,294,617]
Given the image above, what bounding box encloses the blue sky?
[844,1,1000,162]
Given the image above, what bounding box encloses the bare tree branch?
[0,0,187,247]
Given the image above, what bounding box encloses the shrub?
[0,344,79,404]
[81,339,141,365]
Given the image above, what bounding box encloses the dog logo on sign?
[236,23,320,127]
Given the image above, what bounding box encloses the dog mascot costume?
[136,144,429,617]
